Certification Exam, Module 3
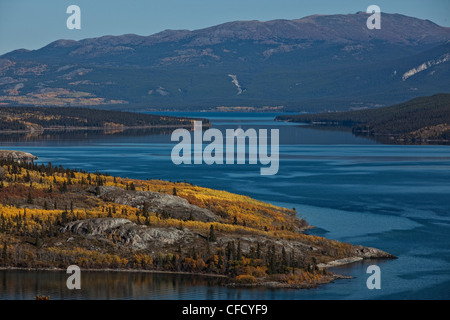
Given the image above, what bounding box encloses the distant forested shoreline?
[0,106,209,132]
[276,94,450,144]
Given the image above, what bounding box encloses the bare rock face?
[353,245,397,259]
[315,246,397,269]
[113,223,191,249]
[0,150,38,163]
[60,218,131,236]
[92,186,220,222]
[61,218,194,250]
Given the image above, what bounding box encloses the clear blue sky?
[1,0,449,55]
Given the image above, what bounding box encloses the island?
[0,151,395,289]
[276,93,450,144]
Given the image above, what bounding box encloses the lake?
[1,112,449,300]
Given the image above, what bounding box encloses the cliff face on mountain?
[1,13,449,111]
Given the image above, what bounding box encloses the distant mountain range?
[0,12,449,111]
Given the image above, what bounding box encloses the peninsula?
[0,151,395,289]
[276,94,450,144]
[0,106,210,133]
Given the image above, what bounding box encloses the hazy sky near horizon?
[0,0,449,55]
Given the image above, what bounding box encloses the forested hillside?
[0,157,394,288]
[0,107,207,131]
[1,13,449,111]
[276,94,450,143]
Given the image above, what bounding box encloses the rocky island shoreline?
[0,151,395,289]
[0,150,38,163]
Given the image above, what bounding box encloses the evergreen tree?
[0,214,5,232]
[142,201,149,217]
[61,207,68,224]
[35,235,42,248]
[27,190,34,204]
[226,241,236,261]
[208,225,216,242]
[218,251,224,271]
[60,180,68,193]
[236,240,242,261]
[25,170,31,182]
[267,245,276,274]
[256,242,261,259]
[2,241,7,262]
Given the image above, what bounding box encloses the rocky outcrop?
[316,257,363,269]
[0,150,38,163]
[60,218,131,236]
[352,245,397,260]
[317,245,397,269]
[61,218,195,250]
[92,186,221,222]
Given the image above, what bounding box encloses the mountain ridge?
[6,12,450,58]
[0,12,449,111]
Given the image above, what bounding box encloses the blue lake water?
[1,112,449,300]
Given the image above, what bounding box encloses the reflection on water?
[0,270,227,300]
[301,124,450,145]
[0,128,176,143]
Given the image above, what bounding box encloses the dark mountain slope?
[0,13,449,111]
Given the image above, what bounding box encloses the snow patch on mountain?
[402,53,450,81]
[228,74,242,95]
[148,86,169,96]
